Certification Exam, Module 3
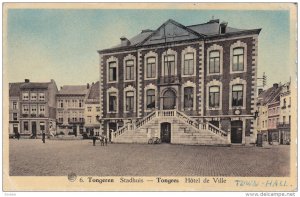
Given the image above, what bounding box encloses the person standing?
[104,136,108,146]
[92,135,97,146]
[42,131,46,143]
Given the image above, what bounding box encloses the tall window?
[87,107,92,112]
[125,60,134,80]
[58,100,63,108]
[39,105,45,114]
[31,93,37,101]
[209,86,220,108]
[108,92,117,112]
[13,113,17,121]
[183,53,194,75]
[22,105,29,113]
[31,105,37,115]
[184,87,194,109]
[13,102,17,110]
[146,89,155,109]
[232,84,243,107]
[22,92,29,101]
[209,51,220,74]
[232,48,244,71]
[146,57,156,78]
[125,91,134,112]
[108,61,117,82]
[23,122,29,132]
[39,93,45,101]
[164,55,175,76]
[79,100,83,108]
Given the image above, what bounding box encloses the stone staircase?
[112,110,230,146]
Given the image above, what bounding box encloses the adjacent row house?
[9,79,58,137]
[256,82,291,145]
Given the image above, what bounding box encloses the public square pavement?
[9,139,290,177]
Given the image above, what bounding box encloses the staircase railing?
[113,109,227,140]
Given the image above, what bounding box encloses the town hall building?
[97,19,261,145]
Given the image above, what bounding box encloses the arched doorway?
[231,120,243,143]
[162,89,176,109]
[161,122,171,143]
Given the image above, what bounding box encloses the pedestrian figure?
[104,136,108,146]
[100,135,104,146]
[15,132,20,140]
[92,136,97,146]
[42,131,46,143]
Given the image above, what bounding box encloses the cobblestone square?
[9,139,290,177]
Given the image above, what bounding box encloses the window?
[13,113,17,121]
[125,60,134,80]
[146,57,156,78]
[58,100,63,108]
[289,115,291,124]
[289,97,291,107]
[39,93,45,101]
[31,93,37,101]
[87,116,92,123]
[146,89,155,109]
[13,102,17,110]
[22,105,29,113]
[283,116,286,124]
[108,92,117,112]
[232,48,244,72]
[283,98,286,107]
[108,61,117,82]
[39,105,45,114]
[96,107,100,112]
[125,91,134,112]
[209,51,220,74]
[183,53,194,75]
[22,92,29,101]
[164,55,175,76]
[40,122,45,132]
[209,86,220,108]
[23,122,29,132]
[184,87,194,109]
[232,85,243,107]
[31,105,37,114]
[79,100,83,108]
[87,107,92,112]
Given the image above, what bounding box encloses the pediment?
[142,20,202,46]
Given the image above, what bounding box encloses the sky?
[5,8,294,89]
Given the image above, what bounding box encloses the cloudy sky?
[5,5,295,88]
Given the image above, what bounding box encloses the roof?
[99,19,261,53]
[57,85,89,95]
[87,81,99,100]
[9,83,23,97]
[20,82,50,89]
[258,85,282,105]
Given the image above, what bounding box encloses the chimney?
[120,36,130,47]
[219,22,228,34]
[24,79,30,83]
[87,83,90,89]
[258,88,263,95]
[208,19,220,24]
[273,83,279,89]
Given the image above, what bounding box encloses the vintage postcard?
[2,2,297,193]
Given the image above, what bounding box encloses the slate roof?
[87,81,99,100]
[99,19,261,53]
[9,83,23,97]
[258,85,282,105]
[57,85,89,95]
[20,82,50,89]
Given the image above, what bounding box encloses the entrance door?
[108,122,117,142]
[161,122,171,143]
[231,120,243,143]
[163,89,176,110]
[31,122,37,137]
